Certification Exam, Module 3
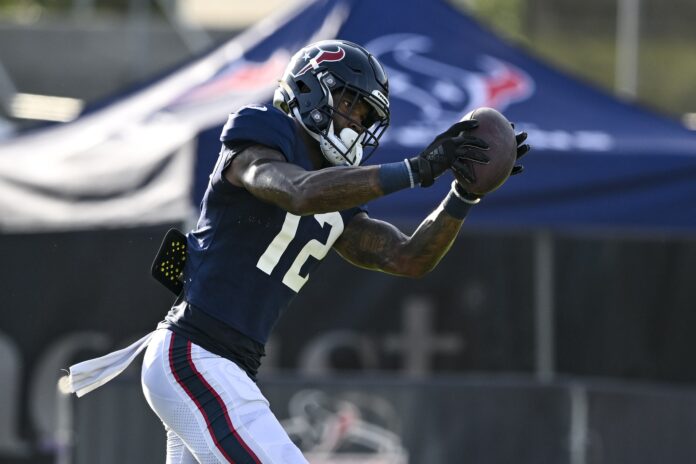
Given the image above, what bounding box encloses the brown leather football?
[455,107,517,195]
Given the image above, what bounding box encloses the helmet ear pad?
[308,109,331,131]
[290,73,336,132]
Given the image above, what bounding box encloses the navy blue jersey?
[181,104,365,345]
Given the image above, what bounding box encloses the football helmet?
[273,40,390,166]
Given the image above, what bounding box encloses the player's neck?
[295,120,328,170]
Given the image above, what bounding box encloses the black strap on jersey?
[151,229,187,295]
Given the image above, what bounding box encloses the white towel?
[67,331,155,397]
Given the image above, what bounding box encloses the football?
[455,107,517,196]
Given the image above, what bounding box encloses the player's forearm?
[391,207,464,277]
[287,165,384,215]
[245,162,408,216]
[335,183,477,278]
[381,182,480,277]
[334,211,462,278]
[235,142,418,215]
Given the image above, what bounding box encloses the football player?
[70,39,529,463]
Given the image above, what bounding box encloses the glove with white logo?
[408,120,490,187]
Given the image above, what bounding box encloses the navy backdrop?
[194,0,696,233]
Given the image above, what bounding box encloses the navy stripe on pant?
[168,332,261,464]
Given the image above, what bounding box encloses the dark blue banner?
[195,0,696,232]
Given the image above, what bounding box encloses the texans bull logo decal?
[365,33,534,147]
[291,47,346,78]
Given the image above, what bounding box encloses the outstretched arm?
[333,188,474,278]
[225,144,385,216]
[333,127,531,278]
[224,119,489,216]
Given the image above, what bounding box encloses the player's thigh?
[142,330,217,462]
[142,329,307,464]
[142,330,241,463]
[201,356,307,464]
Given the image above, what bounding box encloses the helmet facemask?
[301,72,389,166]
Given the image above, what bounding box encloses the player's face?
[331,90,374,135]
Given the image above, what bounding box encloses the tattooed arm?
[224,144,387,216]
[333,209,464,278]
[226,143,466,276]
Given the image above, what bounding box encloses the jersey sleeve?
[219,105,296,162]
[209,105,297,198]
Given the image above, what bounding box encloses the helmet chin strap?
[290,106,364,166]
[322,126,363,166]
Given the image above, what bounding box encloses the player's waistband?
[158,298,265,381]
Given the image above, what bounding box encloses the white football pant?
[141,329,308,464]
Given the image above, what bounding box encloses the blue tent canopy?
[193,0,696,233]
[3,0,695,234]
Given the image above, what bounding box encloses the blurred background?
[1,0,696,463]
[1,0,695,127]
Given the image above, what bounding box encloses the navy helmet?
[274,39,390,166]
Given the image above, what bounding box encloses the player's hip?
[142,329,267,407]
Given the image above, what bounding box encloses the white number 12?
[256,212,344,292]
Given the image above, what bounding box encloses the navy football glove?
[510,126,531,176]
[408,120,489,187]
[452,126,531,200]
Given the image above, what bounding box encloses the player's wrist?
[378,159,419,194]
[406,157,425,186]
[451,180,482,203]
[442,180,480,220]
[408,156,440,188]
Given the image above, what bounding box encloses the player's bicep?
[333,213,409,274]
[224,144,287,187]
[224,144,310,211]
